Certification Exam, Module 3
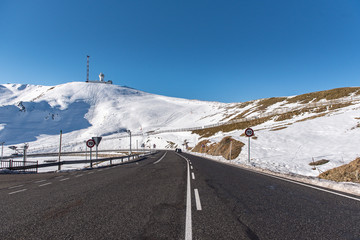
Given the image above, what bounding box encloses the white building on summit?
[85,56,113,84]
[99,73,105,82]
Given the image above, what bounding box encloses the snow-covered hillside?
[0,82,227,147]
[1,82,360,178]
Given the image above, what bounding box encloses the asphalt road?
[0,150,360,239]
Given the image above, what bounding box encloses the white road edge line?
[194,189,202,211]
[8,184,24,189]
[192,172,195,180]
[188,153,360,202]
[9,189,27,195]
[59,177,70,181]
[153,151,167,164]
[176,153,192,240]
[259,172,360,202]
[39,182,52,187]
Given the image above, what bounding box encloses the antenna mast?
[86,55,90,82]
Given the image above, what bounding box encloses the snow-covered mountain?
[0,82,227,147]
[1,82,360,178]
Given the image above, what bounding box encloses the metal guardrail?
[0,151,156,173]
[0,160,39,173]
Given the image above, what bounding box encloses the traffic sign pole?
[90,148,92,168]
[92,137,102,161]
[244,128,254,164]
[86,139,96,168]
[248,137,250,164]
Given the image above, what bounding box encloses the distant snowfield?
[1,82,360,182]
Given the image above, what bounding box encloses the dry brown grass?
[270,126,288,131]
[309,159,329,166]
[286,87,360,104]
[193,92,354,138]
[192,137,244,160]
[257,97,287,111]
[275,103,350,122]
[193,116,273,138]
[221,101,256,121]
[191,140,211,153]
[232,108,255,120]
[165,141,177,148]
[319,157,360,183]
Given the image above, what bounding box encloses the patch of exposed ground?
[319,158,360,183]
[165,141,177,148]
[193,102,352,138]
[257,97,287,111]
[309,159,329,166]
[192,116,273,138]
[286,87,360,104]
[192,137,244,160]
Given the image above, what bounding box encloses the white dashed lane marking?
[194,189,202,211]
[39,182,52,187]
[8,189,27,195]
[8,184,24,189]
[192,172,195,180]
[59,178,70,182]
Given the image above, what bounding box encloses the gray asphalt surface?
[1,150,360,239]
[183,152,360,240]
[0,151,186,239]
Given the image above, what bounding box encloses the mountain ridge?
[1,82,360,178]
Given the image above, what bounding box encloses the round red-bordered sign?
[86,139,95,148]
[245,128,254,137]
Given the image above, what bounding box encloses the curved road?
[0,150,359,239]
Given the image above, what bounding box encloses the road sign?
[92,137,102,147]
[245,128,254,137]
[86,139,95,148]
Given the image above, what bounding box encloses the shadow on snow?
[0,101,91,145]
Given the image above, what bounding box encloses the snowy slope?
[1,82,360,179]
[0,82,227,146]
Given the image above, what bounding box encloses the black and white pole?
[127,130,132,155]
[86,55,90,82]
[90,148,92,167]
[23,143,29,167]
[0,142,4,161]
[245,128,254,164]
[58,130,62,171]
[85,141,87,160]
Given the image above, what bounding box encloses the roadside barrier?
[0,151,156,173]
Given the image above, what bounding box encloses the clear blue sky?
[1,0,359,102]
